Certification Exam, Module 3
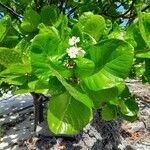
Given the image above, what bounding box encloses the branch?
[67,5,78,17]
[59,0,64,13]
[0,2,22,21]
[67,0,81,17]
[116,0,128,9]
[123,3,150,19]
[141,3,150,12]
[117,0,136,17]
[103,0,136,18]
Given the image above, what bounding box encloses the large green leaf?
[108,23,124,40]
[77,12,105,41]
[28,79,49,94]
[125,22,146,51]
[71,26,97,47]
[30,29,60,55]
[0,62,32,87]
[48,76,65,96]
[119,99,139,117]
[0,63,31,75]
[47,92,92,134]
[118,85,139,118]
[74,57,95,78]
[143,59,150,83]
[0,48,21,67]
[84,81,125,108]
[21,8,40,32]
[30,32,72,79]
[30,29,93,108]
[87,87,119,108]
[1,75,26,86]
[71,25,83,41]
[83,39,134,91]
[0,15,11,42]
[139,12,150,48]
[40,5,58,26]
[29,29,61,78]
[136,51,150,58]
[0,47,31,86]
[48,62,93,108]
[101,104,117,121]
[56,15,70,40]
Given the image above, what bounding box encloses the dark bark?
[31,92,44,131]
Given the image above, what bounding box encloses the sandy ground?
[0,80,150,150]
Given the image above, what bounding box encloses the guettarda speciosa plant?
[0,8,139,134]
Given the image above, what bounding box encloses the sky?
[116,2,128,26]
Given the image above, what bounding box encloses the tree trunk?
[31,92,44,131]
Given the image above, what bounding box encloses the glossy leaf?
[30,29,93,108]
[136,51,150,58]
[101,104,117,121]
[87,87,119,108]
[119,99,139,117]
[29,29,62,78]
[139,12,150,48]
[0,15,11,42]
[48,76,65,96]
[143,59,150,83]
[74,58,95,78]
[47,92,92,134]
[83,39,134,91]
[30,29,62,80]
[77,12,105,41]
[41,5,58,26]
[0,63,31,75]
[125,22,146,51]
[21,8,40,32]
[48,62,94,108]
[0,48,21,67]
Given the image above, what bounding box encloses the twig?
[123,3,150,19]
[103,0,136,18]
[117,0,136,17]
[116,0,128,9]
[67,0,81,17]
[0,2,22,21]
[102,0,128,16]
[59,0,64,13]
[67,5,78,17]
[141,3,150,12]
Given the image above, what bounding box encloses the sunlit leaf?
[83,39,134,91]
[47,92,92,134]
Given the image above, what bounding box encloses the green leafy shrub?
[1,0,146,135]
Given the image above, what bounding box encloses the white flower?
[67,47,79,58]
[77,48,86,57]
[69,36,80,46]
[66,47,86,58]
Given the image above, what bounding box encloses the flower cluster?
[66,36,86,59]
